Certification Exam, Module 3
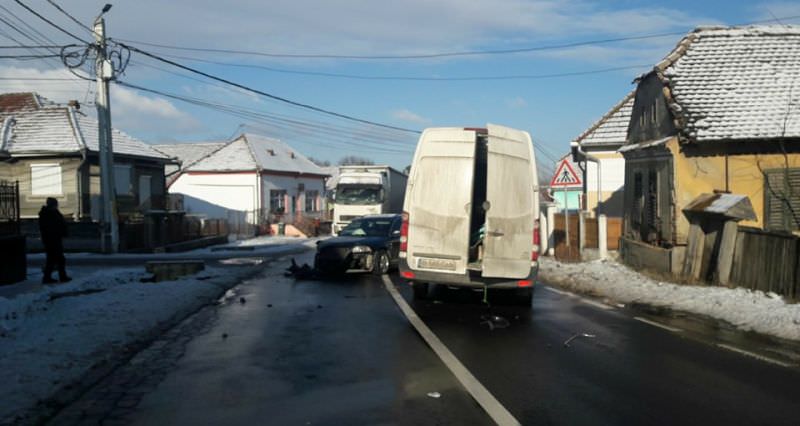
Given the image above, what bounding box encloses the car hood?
[318,236,387,250]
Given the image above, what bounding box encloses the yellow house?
[620,25,800,268]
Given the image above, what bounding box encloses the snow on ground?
[539,257,800,342]
[0,236,316,424]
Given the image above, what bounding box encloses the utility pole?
[94,5,118,253]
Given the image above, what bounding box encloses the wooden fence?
[552,214,622,261]
[729,227,799,299]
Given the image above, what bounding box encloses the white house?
[570,90,633,217]
[155,133,328,230]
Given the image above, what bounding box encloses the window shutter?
[765,168,800,232]
[30,164,62,196]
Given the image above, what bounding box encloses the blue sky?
[2,0,800,174]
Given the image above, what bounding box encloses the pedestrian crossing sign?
[550,159,582,187]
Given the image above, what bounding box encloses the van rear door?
[406,128,476,275]
[482,124,535,279]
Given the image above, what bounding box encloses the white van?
[399,125,540,304]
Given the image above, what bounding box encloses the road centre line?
[382,276,521,426]
[633,316,683,333]
[716,344,795,368]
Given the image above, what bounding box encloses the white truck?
[332,166,408,235]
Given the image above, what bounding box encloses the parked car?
[315,214,402,275]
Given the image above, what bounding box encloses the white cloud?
[0,65,200,137]
[45,1,713,60]
[506,97,528,109]
[111,86,202,134]
[391,109,431,125]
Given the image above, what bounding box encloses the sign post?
[550,159,583,252]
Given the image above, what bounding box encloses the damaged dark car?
[314,214,402,275]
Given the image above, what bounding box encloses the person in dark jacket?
[39,197,70,284]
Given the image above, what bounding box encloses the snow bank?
[0,264,259,424]
[539,257,800,341]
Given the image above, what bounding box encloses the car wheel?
[372,250,390,275]
[412,282,429,300]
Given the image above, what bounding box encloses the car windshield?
[335,185,383,205]
[340,218,393,237]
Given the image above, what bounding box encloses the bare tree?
[308,157,331,167]
[757,83,799,231]
[338,156,375,166]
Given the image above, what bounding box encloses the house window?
[305,190,319,212]
[30,164,62,196]
[764,168,800,232]
[114,165,131,195]
[270,190,287,213]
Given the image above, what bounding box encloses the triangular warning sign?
[550,159,582,187]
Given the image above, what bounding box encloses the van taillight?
[400,211,409,253]
[532,219,540,262]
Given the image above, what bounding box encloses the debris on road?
[563,333,596,347]
[285,258,317,280]
[239,297,246,304]
[427,392,441,398]
[480,314,510,330]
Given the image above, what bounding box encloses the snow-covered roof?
[657,25,800,142]
[187,133,328,176]
[153,142,226,172]
[573,91,635,148]
[0,93,169,161]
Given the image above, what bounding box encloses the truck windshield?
[335,185,383,205]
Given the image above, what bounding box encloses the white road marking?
[382,276,521,426]
[544,286,613,310]
[580,298,613,310]
[633,316,683,333]
[716,344,795,368]
[543,286,575,297]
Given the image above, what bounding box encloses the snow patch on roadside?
[539,257,800,341]
[0,265,256,423]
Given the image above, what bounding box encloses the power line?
[13,0,90,44]
[155,52,650,81]
[118,42,421,134]
[114,32,687,60]
[124,59,414,144]
[114,81,416,154]
[45,0,93,33]
[0,3,71,73]
[0,77,78,81]
[0,44,62,48]
[111,14,800,61]
[0,53,62,59]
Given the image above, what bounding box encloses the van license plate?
[417,258,456,271]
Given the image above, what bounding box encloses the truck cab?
[332,166,407,235]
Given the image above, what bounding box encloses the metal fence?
[0,180,20,235]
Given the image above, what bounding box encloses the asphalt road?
[53,252,800,425]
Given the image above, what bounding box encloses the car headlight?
[352,245,372,254]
